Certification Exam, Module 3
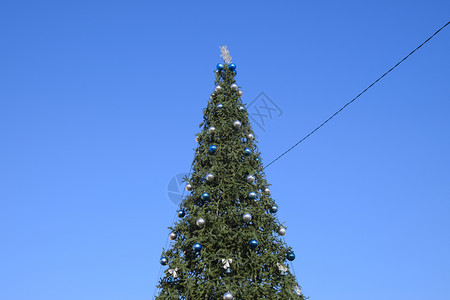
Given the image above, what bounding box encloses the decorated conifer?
[156,46,304,299]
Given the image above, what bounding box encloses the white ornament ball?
[208,126,215,134]
[243,213,252,222]
[238,90,243,96]
[206,173,214,182]
[247,133,254,141]
[223,292,233,300]
[215,85,222,92]
[278,227,287,236]
[231,83,238,91]
[185,184,193,191]
[264,188,271,194]
[169,232,177,240]
[233,120,242,128]
[196,218,206,228]
[246,175,255,183]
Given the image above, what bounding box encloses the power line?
[264,20,450,170]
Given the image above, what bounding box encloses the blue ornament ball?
[248,191,257,200]
[244,148,252,156]
[209,145,217,154]
[177,210,185,218]
[201,192,210,201]
[249,239,259,249]
[287,252,296,261]
[160,256,168,265]
[216,63,224,71]
[270,205,278,213]
[193,243,202,252]
[228,63,236,71]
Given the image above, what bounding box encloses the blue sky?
[1,1,449,299]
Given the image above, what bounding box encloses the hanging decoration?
[196,218,206,228]
[193,243,202,252]
[223,291,233,300]
[243,213,252,222]
[277,262,288,275]
[246,175,255,183]
[287,252,296,261]
[168,268,178,278]
[160,257,168,266]
[209,145,217,154]
[169,232,177,240]
[222,258,233,274]
[205,173,214,182]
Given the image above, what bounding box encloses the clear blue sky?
[1,1,449,299]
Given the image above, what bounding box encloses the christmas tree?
[156,47,304,299]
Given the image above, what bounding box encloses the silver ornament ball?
[264,187,271,194]
[233,120,242,128]
[278,227,287,236]
[196,218,206,228]
[185,184,193,191]
[247,133,254,141]
[238,90,243,96]
[195,136,199,143]
[215,85,222,92]
[231,83,238,91]
[223,292,233,300]
[243,213,252,222]
[208,126,215,134]
[239,106,245,112]
[205,173,214,182]
[169,232,177,240]
[246,175,255,183]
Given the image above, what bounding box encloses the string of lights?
[264,20,450,170]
